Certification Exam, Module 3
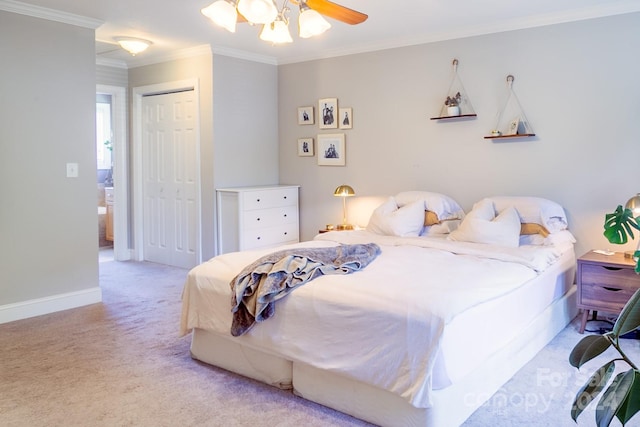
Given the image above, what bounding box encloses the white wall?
[278,13,640,258]
[0,11,100,318]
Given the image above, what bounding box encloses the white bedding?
[180,230,573,408]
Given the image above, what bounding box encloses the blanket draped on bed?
[230,243,381,336]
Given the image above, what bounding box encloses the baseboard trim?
[0,287,102,324]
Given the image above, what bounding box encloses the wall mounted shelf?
[484,134,536,140]
[430,59,477,120]
[485,74,535,139]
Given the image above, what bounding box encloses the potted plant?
[569,204,640,426]
[445,92,462,116]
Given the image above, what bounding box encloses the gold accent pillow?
[520,223,550,237]
[424,210,440,226]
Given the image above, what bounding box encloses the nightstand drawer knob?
[603,286,622,292]
[603,267,623,271]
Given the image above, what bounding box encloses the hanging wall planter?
[431,59,477,120]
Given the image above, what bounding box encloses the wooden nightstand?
[577,251,640,333]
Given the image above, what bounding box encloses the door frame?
[132,79,202,264]
[96,84,130,261]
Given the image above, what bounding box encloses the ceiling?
[6,0,640,67]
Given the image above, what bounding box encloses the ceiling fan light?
[259,19,293,44]
[114,37,152,56]
[238,0,278,24]
[299,8,331,38]
[201,0,238,33]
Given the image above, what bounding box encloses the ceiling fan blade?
[305,0,368,25]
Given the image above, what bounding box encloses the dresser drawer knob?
[284,232,288,235]
[284,196,287,199]
[283,214,287,217]
[256,198,261,202]
[256,236,261,240]
[256,217,261,221]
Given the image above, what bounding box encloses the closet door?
[142,90,198,268]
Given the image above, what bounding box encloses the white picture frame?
[317,133,345,166]
[318,98,338,129]
[338,107,352,129]
[506,116,521,136]
[297,106,314,125]
[297,138,314,156]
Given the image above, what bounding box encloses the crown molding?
[211,46,278,66]
[0,0,102,29]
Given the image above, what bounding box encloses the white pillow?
[487,196,568,233]
[448,205,521,247]
[395,191,465,221]
[366,198,425,237]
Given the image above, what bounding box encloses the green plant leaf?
[571,361,616,421]
[615,371,640,425]
[604,206,639,245]
[612,288,640,337]
[570,335,612,368]
[596,370,635,427]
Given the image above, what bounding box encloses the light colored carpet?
[1,258,638,427]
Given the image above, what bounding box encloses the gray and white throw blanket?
[230,243,381,336]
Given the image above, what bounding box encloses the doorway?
[132,80,202,269]
[96,85,129,261]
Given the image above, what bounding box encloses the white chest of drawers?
[216,185,300,254]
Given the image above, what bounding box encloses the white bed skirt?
[189,286,577,426]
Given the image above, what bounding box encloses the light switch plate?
[66,163,79,178]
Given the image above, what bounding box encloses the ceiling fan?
[201,0,368,44]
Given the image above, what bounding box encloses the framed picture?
[318,98,338,129]
[338,107,352,129]
[506,116,521,135]
[297,138,314,156]
[317,133,345,166]
[298,106,314,125]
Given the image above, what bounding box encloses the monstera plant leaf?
[604,205,640,244]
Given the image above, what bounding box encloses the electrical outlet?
[66,163,79,178]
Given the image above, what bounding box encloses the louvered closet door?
[142,90,198,269]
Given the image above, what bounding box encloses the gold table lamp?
[334,185,355,230]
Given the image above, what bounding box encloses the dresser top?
[216,184,300,192]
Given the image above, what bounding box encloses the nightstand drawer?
[579,263,640,312]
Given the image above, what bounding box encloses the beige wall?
[0,12,99,310]
[278,13,640,258]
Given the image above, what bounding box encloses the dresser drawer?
[242,206,298,230]
[241,224,299,249]
[579,263,640,312]
[242,187,298,210]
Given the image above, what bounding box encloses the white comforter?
[180,230,570,408]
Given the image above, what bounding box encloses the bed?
[180,192,578,426]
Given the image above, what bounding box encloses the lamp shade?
[334,185,355,197]
[626,193,640,217]
[114,37,152,56]
[201,0,238,33]
[298,7,331,38]
[260,19,293,44]
[237,0,277,24]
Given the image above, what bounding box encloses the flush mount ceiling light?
[114,37,152,56]
[201,0,366,45]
